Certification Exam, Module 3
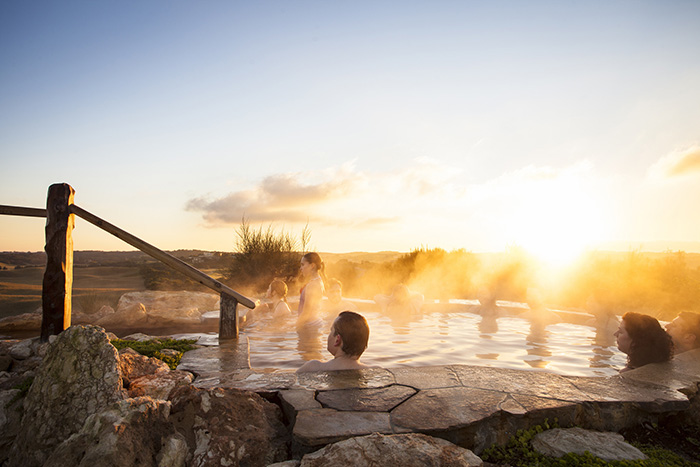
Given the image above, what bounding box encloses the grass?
[111,338,198,369]
[481,421,700,466]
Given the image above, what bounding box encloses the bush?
[226,218,309,294]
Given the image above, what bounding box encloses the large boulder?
[300,432,483,466]
[531,427,647,462]
[0,389,23,465]
[118,347,170,386]
[128,370,194,400]
[169,385,290,466]
[7,325,126,467]
[97,291,219,329]
[44,397,180,467]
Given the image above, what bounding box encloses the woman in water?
[614,312,673,372]
[298,252,326,327]
[262,278,292,318]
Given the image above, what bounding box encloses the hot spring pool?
[221,300,626,377]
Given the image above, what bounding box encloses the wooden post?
[41,183,75,341]
[219,292,239,340]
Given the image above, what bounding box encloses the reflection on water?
[238,306,625,377]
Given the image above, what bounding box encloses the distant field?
[0,266,145,319]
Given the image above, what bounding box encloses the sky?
[2,1,700,261]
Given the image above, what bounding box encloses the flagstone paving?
[179,342,700,454]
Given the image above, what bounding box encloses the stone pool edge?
[178,342,700,455]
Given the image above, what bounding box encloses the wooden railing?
[1,183,254,341]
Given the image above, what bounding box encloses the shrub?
[111,338,198,370]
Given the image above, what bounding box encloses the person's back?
[297,311,371,373]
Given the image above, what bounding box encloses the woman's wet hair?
[333,311,369,357]
[622,311,674,368]
[269,279,288,302]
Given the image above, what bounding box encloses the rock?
[45,397,177,467]
[158,348,181,358]
[0,389,23,465]
[73,305,116,325]
[268,461,301,467]
[128,370,194,400]
[156,432,189,467]
[118,347,170,386]
[97,302,148,327]
[0,311,41,332]
[7,325,126,467]
[120,332,156,341]
[9,338,34,359]
[169,385,290,466]
[317,385,417,412]
[0,354,12,372]
[98,291,219,329]
[531,427,647,461]
[300,432,483,466]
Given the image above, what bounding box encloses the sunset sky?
[2,1,699,261]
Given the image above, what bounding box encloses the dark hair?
[677,312,700,349]
[269,279,288,303]
[622,312,673,368]
[333,311,369,357]
[302,252,327,282]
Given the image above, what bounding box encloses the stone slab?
[294,408,393,446]
[296,368,395,391]
[565,375,689,410]
[389,365,462,389]
[620,355,700,393]
[453,365,592,402]
[390,387,508,432]
[317,384,416,412]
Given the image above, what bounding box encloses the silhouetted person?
[665,312,700,354]
[614,312,673,372]
[322,278,357,317]
[298,252,326,328]
[297,311,370,372]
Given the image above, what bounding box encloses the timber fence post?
[219,292,239,340]
[41,183,75,341]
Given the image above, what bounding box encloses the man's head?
[666,312,700,353]
[327,311,370,358]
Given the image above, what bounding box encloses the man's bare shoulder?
[296,360,325,373]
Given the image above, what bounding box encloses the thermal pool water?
[197,300,626,377]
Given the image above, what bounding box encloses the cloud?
[648,145,700,179]
[185,158,467,227]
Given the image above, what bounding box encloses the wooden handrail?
[70,204,255,309]
[0,204,47,218]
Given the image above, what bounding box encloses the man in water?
[666,311,700,354]
[297,311,370,372]
[322,278,358,317]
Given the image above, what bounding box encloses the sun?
[509,176,606,267]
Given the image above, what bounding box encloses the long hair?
[622,312,673,369]
[302,252,327,284]
[269,279,288,303]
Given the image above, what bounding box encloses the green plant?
[227,217,307,292]
[481,421,700,467]
[112,338,197,370]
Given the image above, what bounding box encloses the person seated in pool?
[614,311,674,372]
[260,278,293,318]
[297,311,371,372]
[665,311,700,354]
[519,288,561,326]
[322,278,357,317]
[374,283,424,315]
